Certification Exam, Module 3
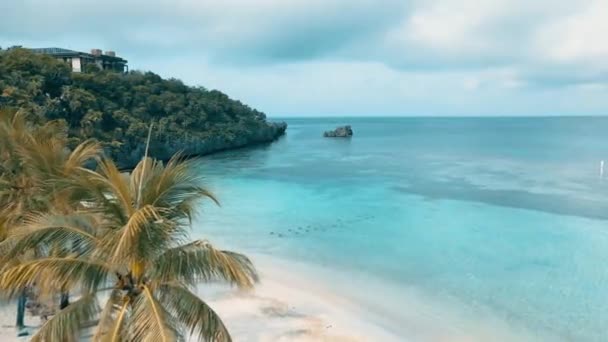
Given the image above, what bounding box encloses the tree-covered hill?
[0,48,286,167]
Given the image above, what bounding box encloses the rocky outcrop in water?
[323,125,353,138]
[113,121,287,168]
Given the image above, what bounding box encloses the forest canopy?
[0,48,284,167]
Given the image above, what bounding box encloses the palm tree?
[0,108,102,331]
[0,154,258,341]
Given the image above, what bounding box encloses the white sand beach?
[194,254,403,342]
[203,254,550,342]
[0,253,399,342]
[0,253,553,342]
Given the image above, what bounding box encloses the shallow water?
[192,117,608,341]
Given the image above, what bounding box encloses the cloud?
[0,0,607,116]
[0,0,405,62]
[535,0,608,65]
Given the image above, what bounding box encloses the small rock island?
[323,125,353,138]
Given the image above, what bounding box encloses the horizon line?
[268,114,608,119]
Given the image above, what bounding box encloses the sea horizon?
[268,114,608,119]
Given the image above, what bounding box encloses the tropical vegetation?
[0,47,285,168]
[0,108,258,341]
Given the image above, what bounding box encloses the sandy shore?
[195,253,557,342]
[194,254,403,342]
[0,252,553,341]
[0,254,402,342]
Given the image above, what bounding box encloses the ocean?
[192,117,608,341]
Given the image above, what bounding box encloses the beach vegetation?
[0,48,275,167]
[0,108,257,341]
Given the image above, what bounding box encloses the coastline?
[0,252,399,342]
[196,253,557,342]
[0,251,561,341]
[114,121,287,169]
[194,253,404,342]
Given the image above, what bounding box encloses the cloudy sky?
[1,0,607,116]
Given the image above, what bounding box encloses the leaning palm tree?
[0,108,101,232]
[0,108,102,330]
[0,154,258,341]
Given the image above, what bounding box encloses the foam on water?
[192,117,608,341]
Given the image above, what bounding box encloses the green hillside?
[0,48,286,167]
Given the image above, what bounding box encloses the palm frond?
[135,122,154,209]
[74,170,129,226]
[158,282,231,342]
[14,127,68,178]
[130,285,179,342]
[92,158,135,218]
[145,155,218,209]
[131,157,153,207]
[1,213,100,260]
[151,240,258,288]
[103,296,130,342]
[64,139,102,172]
[92,289,124,342]
[0,258,110,297]
[103,204,167,267]
[30,293,99,342]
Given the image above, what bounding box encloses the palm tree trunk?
[60,291,70,309]
[16,289,26,328]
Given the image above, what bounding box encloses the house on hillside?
[29,47,128,73]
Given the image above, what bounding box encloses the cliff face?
[0,48,287,168]
[112,121,287,168]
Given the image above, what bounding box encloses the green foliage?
[0,109,258,341]
[0,48,272,165]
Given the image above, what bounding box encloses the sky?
[1,0,607,117]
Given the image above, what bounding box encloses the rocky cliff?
[113,121,287,168]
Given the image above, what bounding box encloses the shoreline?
[0,252,399,342]
[195,252,557,342]
[193,253,403,342]
[0,252,558,342]
[115,121,287,170]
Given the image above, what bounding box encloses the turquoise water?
[193,117,608,341]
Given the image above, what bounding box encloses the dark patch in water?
[260,304,305,319]
[503,259,556,272]
[280,329,312,338]
[392,180,608,220]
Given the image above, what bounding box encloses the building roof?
[30,47,127,63]
[30,47,80,55]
